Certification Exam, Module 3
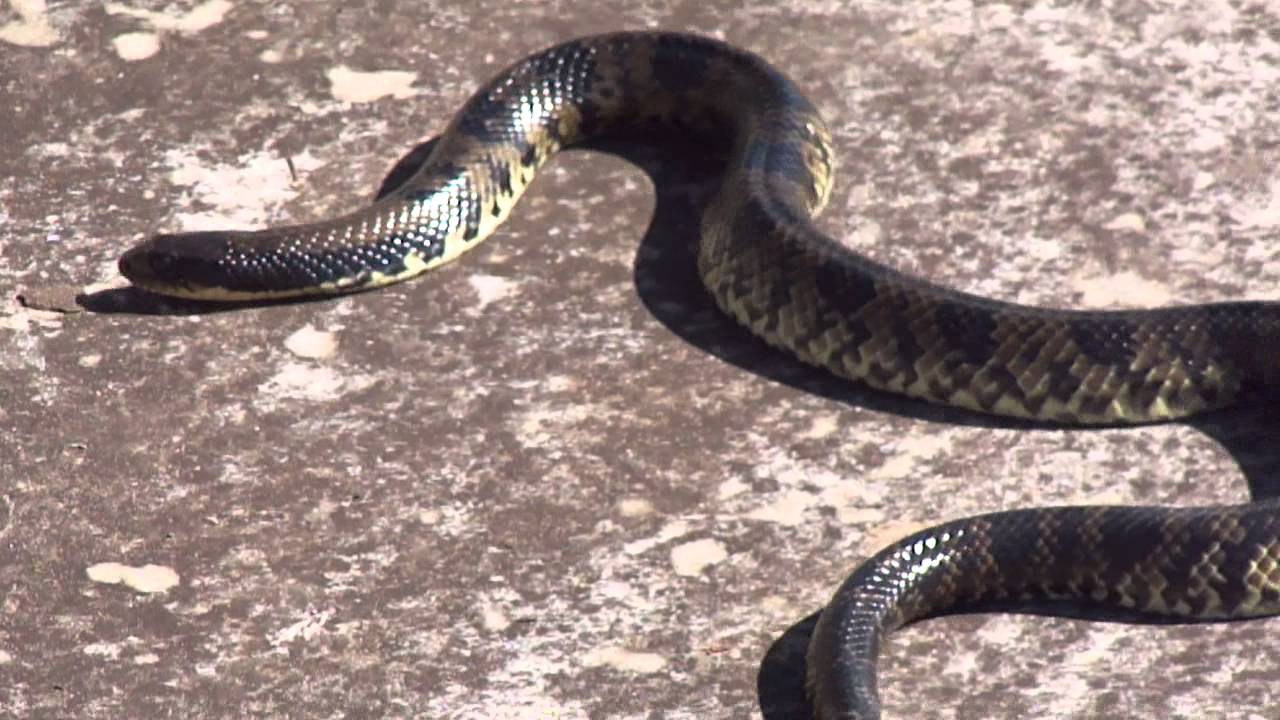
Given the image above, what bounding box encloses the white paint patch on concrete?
[0,0,58,47]
[1045,41,1097,75]
[264,362,345,400]
[464,701,582,720]
[86,562,180,593]
[581,646,667,673]
[284,325,339,359]
[616,497,653,518]
[670,538,728,577]
[830,503,885,528]
[716,476,748,501]
[83,641,122,660]
[1023,235,1063,262]
[468,274,517,311]
[594,580,633,601]
[305,497,340,525]
[104,0,232,33]
[869,433,952,482]
[938,633,979,679]
[26,141,70,159]
[1192,171,1216,191]
[623,519,690,557]
[759,594,799,617]
[1233,176,1280,230]
[269,608,334,651]
[542,374,576,392]
[799,412,840,440]
[746,491,812,527]
[1073,270,1172,308]
[327,65,418,103]
[512,403,595,447]
[1188,125,1227,153]
[1171,238,1226,267]
[480,604,511,632]
[1103,212,1147,233]
[258,361,375,404]
[1070,625,1122,666]
[112,31,160,61]
[163,148,324,231]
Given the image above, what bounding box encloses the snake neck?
[118,32,832,300]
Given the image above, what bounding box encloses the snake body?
[118,32,1280,719]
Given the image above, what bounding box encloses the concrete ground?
[5,1,1280,718]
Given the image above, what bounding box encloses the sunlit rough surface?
[4,2,1280,719]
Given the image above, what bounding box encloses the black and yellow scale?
[118,31,1280,720]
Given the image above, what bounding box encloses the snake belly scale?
[118,31,1280,719]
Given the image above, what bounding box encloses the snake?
[116,31,1280,719]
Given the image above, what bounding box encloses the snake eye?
[118,238,166,288]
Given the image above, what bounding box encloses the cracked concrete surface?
[5,1,1280,718]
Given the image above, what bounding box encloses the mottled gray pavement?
[6,1,1280,718]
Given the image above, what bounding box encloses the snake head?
[119,231,247,300]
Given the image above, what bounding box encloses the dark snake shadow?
[77,131,1280,719]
